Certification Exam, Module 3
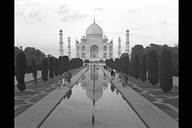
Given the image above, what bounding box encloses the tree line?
[15,46,83,92]
[41,56,83,81]
[105,43,178,93]
[14,46,46,74]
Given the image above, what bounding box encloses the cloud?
[93,8,104,12]
[129,27,143,30]
[57,4,70,14]
[15,11,24,16]
[23,5,44,21]
[160,21,168,25]
[25,6,40,18]
[61,12,89,23]
[127,9,140,14]
[15,0,43,21]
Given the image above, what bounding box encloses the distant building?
[76,19,113,61]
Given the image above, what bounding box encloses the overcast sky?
[15,0,178,58]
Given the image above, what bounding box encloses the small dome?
[81,35,86,39]
[103,35,107,39]
[86,19,103,37]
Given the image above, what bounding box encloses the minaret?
[59,29,64,57]
[110,40,113,58]
[75,39,79,58]
[125,29,130,54]
[118,37,121,58]
[68,37,71,59]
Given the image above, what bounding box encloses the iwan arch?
[76,19,113,61]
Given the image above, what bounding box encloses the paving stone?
[15,67,87,128]
[15,99,26,106]
[103,69,178,128]
[15,104,33,117]
[162,98,178,108]
[153,103,178,120]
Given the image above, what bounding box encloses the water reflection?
[79,67,109,104]
[116,89,119,95]
[80,66,110,128]
[92,113,95,128]
[82,74,86,80]
[40,65,147,128]
[65,89,72,100]
[103,72,107,80]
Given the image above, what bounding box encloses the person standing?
[111,69,116,80]
[67,71,72,84]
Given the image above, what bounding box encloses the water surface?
[40,66,146,128]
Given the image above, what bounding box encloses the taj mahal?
[75,19,113,61]
[59,19,130,61]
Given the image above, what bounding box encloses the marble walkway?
[15,67,84,117]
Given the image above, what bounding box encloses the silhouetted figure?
[116,89,119,95]
[62,72,67,86]
[66,89,72,100]
[121,73,128,87]
[66,71,72,85]
[124,74,128,85]
[57,74,63,88]
[111,69,116,80]
[111,84,115,92]
[92,114,95,128]
[32,60,37,84]
[103,65,107,70]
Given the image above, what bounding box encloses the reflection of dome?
[86,19,103,37]
[90,69,98,80]
[86,86,103,102]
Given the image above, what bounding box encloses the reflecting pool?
[40,65,146,128]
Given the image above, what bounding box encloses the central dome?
[86,19,103,37]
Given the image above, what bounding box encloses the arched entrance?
[90,45,99,58]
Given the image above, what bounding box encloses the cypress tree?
[160,49,173,93]
[147,51,159,86]
[114,58,120,72]
[16,51,26,92]
[125,55,130,75]
[32,60,37,83]
[133,55,140,79]
[48,57,54,78]
[54,58,58,77]
[58,56,63,75]
[63,56,69,72]
[129,55,134,77]
[42,57,48,81]
[140,54,147,82]
[119,56,124,73]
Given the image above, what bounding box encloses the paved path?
[15,67,88,128]
[15,67,84,117]
[126,76,178,121]
[103,69,178,128]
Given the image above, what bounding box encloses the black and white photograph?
[14,0,178,127]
